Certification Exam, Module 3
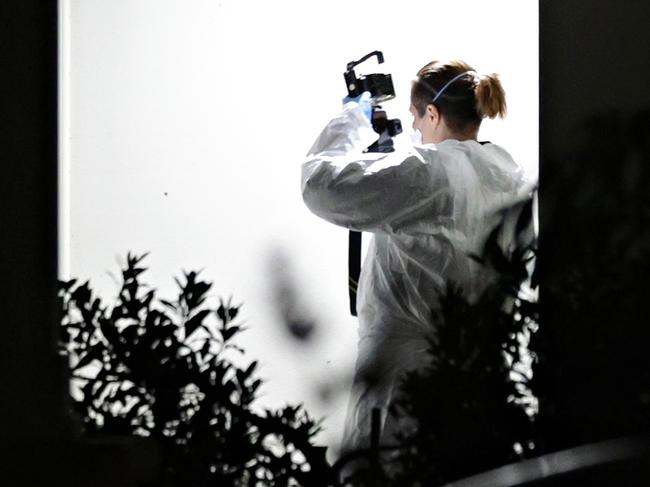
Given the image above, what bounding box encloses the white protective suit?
[301,101,529,452]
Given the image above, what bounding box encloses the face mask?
[410,128,423,145]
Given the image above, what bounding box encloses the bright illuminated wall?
[60,0,538,451]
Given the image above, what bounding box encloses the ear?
[426,104,439,123]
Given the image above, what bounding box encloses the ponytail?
[475,73,507,119]
[412,60,507,133]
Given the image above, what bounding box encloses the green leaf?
[184,309,211,338]
[99,317,119,343]
[74,348,101,370]
[59,278,78,292]
[228,306,239,320]
[244,361,258,378]
[221,326,241,343]
[71,281,92,305]
[216,304,228,323]
[159,299,177,311]
[142,290,155,309]
[200,338,212,359]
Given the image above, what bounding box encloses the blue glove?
[342,91,373,123]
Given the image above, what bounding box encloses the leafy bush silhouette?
[336,195,538,486]
[388,197,537,486]
[59,253,332,486]
[394,196,538,486]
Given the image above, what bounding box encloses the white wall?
[60,0,538,454]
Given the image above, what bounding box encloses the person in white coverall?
[301,59,530,454]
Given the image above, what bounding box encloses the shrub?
[335,195,538,486]
[58,253,332,486]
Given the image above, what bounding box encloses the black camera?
[344,51,402,153]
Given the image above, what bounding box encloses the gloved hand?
[342,91,373,123]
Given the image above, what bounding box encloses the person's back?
[344,138,528,450]
[302,59,530,455]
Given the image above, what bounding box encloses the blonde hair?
[475,72,507,119]
[411,60,506,133]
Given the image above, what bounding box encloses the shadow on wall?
[264,245,361,413]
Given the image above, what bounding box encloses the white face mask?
[410,128,423,145]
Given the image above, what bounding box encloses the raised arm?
[302,102,448,233]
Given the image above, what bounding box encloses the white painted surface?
[60,0,538,454]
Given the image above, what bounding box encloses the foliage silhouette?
[336,194,538,486]
[59,253,332,486]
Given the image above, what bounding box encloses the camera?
[344,51,402,153]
